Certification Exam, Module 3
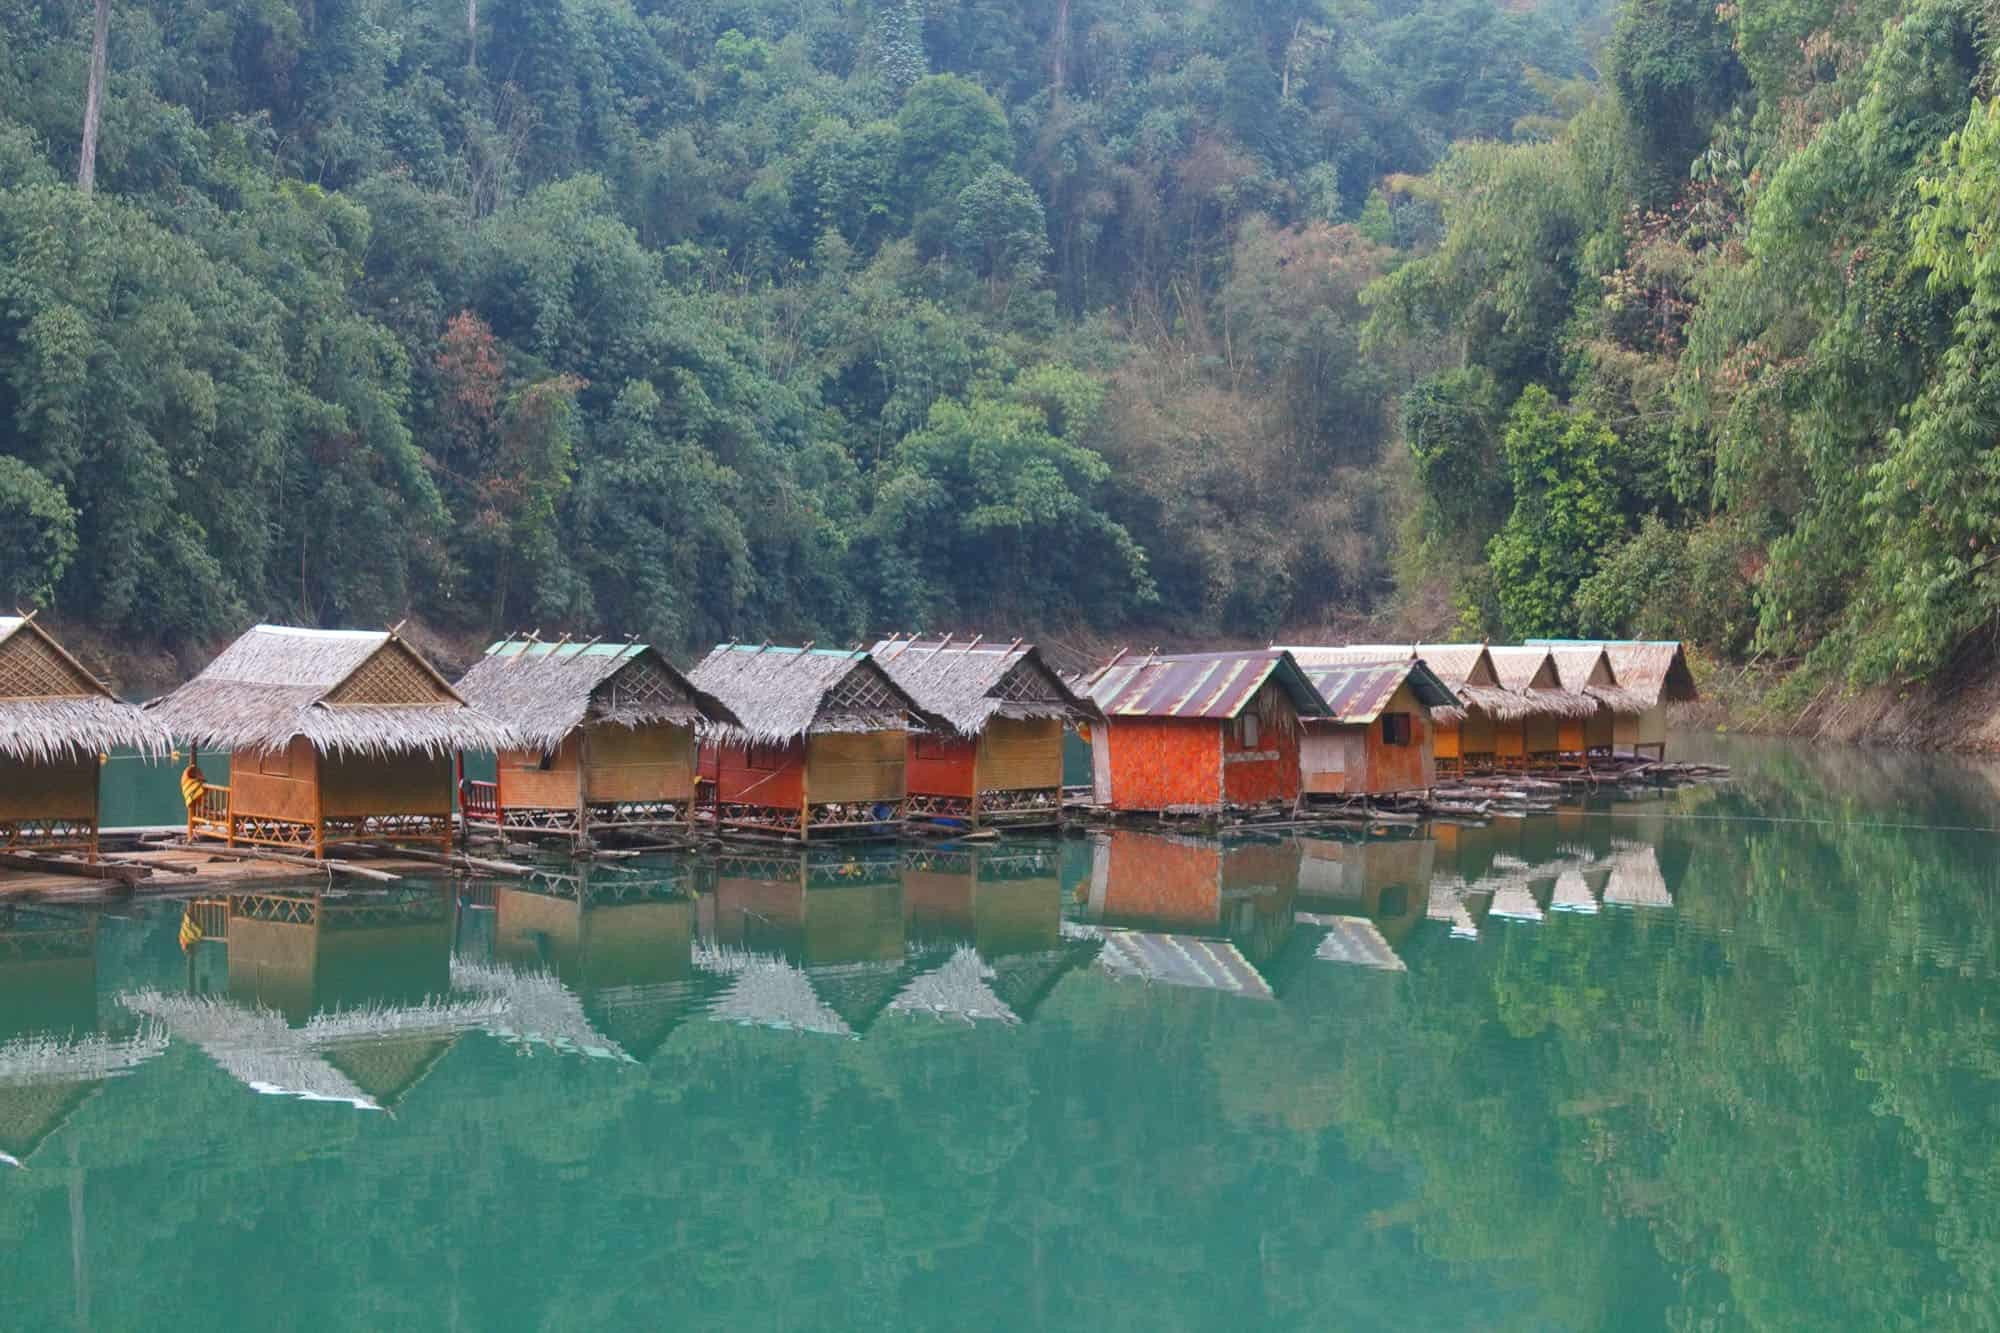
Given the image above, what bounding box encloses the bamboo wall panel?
[1220,683,1301,806]
[1433,720,1462,760]
[805,731,907,804]
[1584,708,1615,750]
[1492,722,1528,761]
[582,721,695,803]
[1460,713,1497,755]
[905,735,979,801]
[976,717,1063,791]
[1300,729,1365,795]
[230,741,320,823]
[500,737,582,810]
[0,755,97,821]
[226,917,319,1018]
[1524,714,1563,755]
[1615,707,1668,748]
[321,752,452,817]
[1105,719,1222,811]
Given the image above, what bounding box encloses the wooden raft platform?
[0,847,449,904]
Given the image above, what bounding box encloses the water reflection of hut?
[689,645,940,841]
[491,870,715,1058]
[1294,834,1432,944]
[1078,830,1300,966]
[1082,650,1330,813]
[896,846,1096,1022]
[0,906,166,1165]
[701,850,915,1032]
[872,638,1092,827]
[455,640,738,845]
[1603,842,1672,908]
[1527,640,1698,758]
[150,625,513,857]
[0,615,168,861]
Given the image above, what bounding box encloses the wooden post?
[575,730,590,853]
[311,746,325,860]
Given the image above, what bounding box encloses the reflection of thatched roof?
[1603,842,1672,908]
[148,625,516,757]
[120,992,385,1109]
[0,616,170,761]
[1527,640,1699,705]
[887,947,1020,1024]
[455,640,737,751]
[697,946,853,1037]
[689,645,939,745]
[448,959,635,1061]
[1544,646,1649,718]
[0,1028,168,1161]
[871,638,1092,736]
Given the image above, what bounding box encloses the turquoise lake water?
[5,734,2000,1330]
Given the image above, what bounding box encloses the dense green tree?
[1486,386,1626,637]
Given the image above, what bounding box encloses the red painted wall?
[1104,717,1221,812]
[702,739,806,809]
[1220,682,1302,806]
[904,734,978,801]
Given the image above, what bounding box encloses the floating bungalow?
[1528,640,1698,758]
[1485,646,1598,765]
[871,636,1093,827]
[1293,659,1458,797]
[689,644,940,841]
[0,615,168,861]
[1082,649,1330,814]
[454,638,737,845]
[1541,644,1648,760]
[149,625,514,857]
[1283,645,1519,777]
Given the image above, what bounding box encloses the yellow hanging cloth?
[180,764,206,810]
[179,906,203,954]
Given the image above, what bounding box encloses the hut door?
[1092,727,1112,805]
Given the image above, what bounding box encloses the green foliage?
[0,456,77,605]
[1574,513,1754,652]
[1486,387,1626,637]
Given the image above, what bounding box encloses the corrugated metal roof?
[1085,650,1329,720]
[1301,661,1459,723]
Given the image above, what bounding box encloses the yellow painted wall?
[975,717,1063,791]
[805,730,907,804]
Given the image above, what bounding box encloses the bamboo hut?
[1280,644,1520,777]
[1082,649,1331,814]
[1293,659,1458,797]
[454,639,737,844]
[0,615,169,861]
[148,625,515,856]
[1542,645,1649,759]
[689,644,940,840]
[870,636,1093,827]
[1486,646,1599,766]
[1527,640,1698,758]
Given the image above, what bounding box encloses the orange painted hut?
[454,639,737,844]
[1527,640,1698,758]
[1293,659,1458,796]
[0,615,168,861]
[1082,649,1329,814]
[1282,644,1519,777]
[870,637,1093,827]
[149,625,515,856]
[689,645,942,841]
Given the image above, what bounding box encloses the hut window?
[913,734,951,761]
[1237,714,1260,748]
[537,749,558,771]
[745,744,781,771]
[1381,713,1413,746]
[259,747,293,778]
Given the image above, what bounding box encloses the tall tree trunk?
[77,0,110,194]
[1051,0,1070,105]
[467,0,478,71]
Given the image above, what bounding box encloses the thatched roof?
[870,636,1092,736]
[689,644,941,745]
[1278,644,1526,725]
[0,616,170,762]
[1527,640,1699,705]
[1543,645,1649,718]
[1486,646,1599,720]
[455,639,737,751]
[148,624,516,757]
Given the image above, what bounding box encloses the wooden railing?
[461,779,500,823]
[188,784,232,840]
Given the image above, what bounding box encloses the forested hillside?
[4,0,2000,701]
